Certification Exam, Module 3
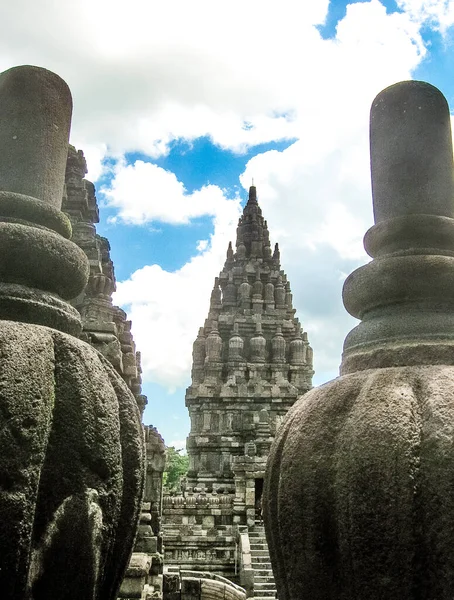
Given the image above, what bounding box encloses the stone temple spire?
[235,185,273,261]
[185,185,313,496]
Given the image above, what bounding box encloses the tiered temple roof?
[185,185,313,489]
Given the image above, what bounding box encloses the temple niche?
[162,185,313,598]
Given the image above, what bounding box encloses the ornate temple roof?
[185,185,313,486]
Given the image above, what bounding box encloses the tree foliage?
[163,446,189,492]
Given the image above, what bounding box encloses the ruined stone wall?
[162,491,236,578]
[62,147,166,599]
[62,145,147,414]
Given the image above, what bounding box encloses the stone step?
[249,527,277,600]
[250,543,268,550]
[254,569,274,577]
[255,576,275,584]
[250,528,265,535]
[255,581,276,589]
[251,549,270,560]
[251,560,272,568]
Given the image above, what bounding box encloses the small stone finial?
[205,324,223,363]
[271,325,286,363]
[289,332,305,365]
[236,240,246,259]
[252,267,263,299]
[248,184,258,204]
[238,274,252,309]
[274,275,285,308]
[264,278,275,306]
[250,320,266,363]
[285,281,293,308]
[342,80,454,373]
[226,241,234,262]
[222,271,237,307]
[192,327,206,366]
[228,321,244,361]
[210,277,222,308]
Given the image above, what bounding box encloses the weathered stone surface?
[163,186,313,586]
[0,65,72,209]
[0,66,89,336]
[265,81,454,600]
[370,80,453,222]
[0,321,144,600]
[0,221,89,298]
[62,145,148,414]
[266,365,454,599]
[0,65,145,600]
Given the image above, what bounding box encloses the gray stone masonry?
[60,149,166,599]
[163,186,313,584]
[63,146,147,415]
[249,524,276,599]
[265,81,454,600]
[185,185,313,494]
[0,65,144,600]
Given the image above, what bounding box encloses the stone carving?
[62,146,147,415]
[0,65,144,600]
[120,426,165,599]
[164,185,313,581]
[265,81,454,599]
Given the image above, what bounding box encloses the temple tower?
[185,184,313,508]
[163,186,313,584]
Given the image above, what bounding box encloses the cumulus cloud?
[112,175,242,387]
[102,159,239,225]
[0,0,450,395]
[397,0,454,32]
[93,0,443,389]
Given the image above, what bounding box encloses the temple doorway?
[255,478,264,523]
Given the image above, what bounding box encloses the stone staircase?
[249,523,277,599]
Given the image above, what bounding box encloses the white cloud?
[102,0,438,389]
[168,441,187,454]
[0,0,449,396]
[397,0,454,33]
[113,176,242,387]
[102,159,240,225]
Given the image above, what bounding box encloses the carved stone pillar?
[265,81,454,599]
[0,65,144,600]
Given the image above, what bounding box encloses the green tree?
[163,446,189,493]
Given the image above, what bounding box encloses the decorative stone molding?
[0,65,144,600]
[265,80,454,600]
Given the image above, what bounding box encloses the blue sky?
[2,0,454,448]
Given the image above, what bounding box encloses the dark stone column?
[264,81,454,599]
[0,65,144,600]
